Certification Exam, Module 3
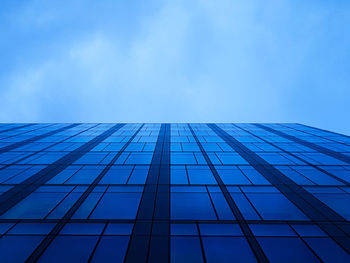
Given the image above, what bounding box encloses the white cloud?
[0,0,350,134]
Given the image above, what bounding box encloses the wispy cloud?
[0,0,349,134]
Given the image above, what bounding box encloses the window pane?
[0,236,43,262]
[245,193,309,221]
[90,193,141,219]
[38,236,98,263]
[304,237,350,262]
[257,237,319,263]
[171,193,216,220]
[202,237,257,263]
[171,236,204,263]
[90,236,129,263]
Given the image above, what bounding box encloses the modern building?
[0,123,349,262]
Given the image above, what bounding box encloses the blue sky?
[0,0,349,135]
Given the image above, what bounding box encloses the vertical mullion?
[25,124,143,262]
[283,123,350,147]
[0,123,78,153]
[0,124,100,173]
[188,124,269,263]
[234,124,350,185]
[125,124,171,263]
[256,124,350,165]
[209,123,350,254]
[0,124,124,216]
[0,123,35,135]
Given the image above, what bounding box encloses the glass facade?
[0,123,349,262]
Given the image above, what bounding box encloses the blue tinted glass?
[127,167,149,184]
[239,166,271,185]
[258,153,300,165]
[171,185,206,192]
[293,166,341,185]
[99,152,117,164]
[257,237,319,263]
[229,193,261,220]
[245,193,309,220]
[104,143,124,151]
[47,166,81,184]
[0,236,44,263]
[4,166,46,184]
[126,143,144,151]
[104,223,133,235]
[291,224,327,237]
[0,223,14,234]
[38,236,98,263]
[171,166,188,184]
[249,224,296,236]
[202,143,222,151]
[314,194,350,220]
[125,153,153,164]
[171,224,198,236]
[171,236,204,263]
[115,153,129,164]
[276,167,314,185]
[241,186,278,193]
[202,237,257,263]
[100,167,132,184]
[9,223,55,235]
[194,152,207,164]
[302,153,347,165]
[320,166,350,183]
[199,224,241,236]
[47,192,82,219]
[60,223,104,235]
[66,166,104,184]
[216,153,248,165]
[209,192,235,220]
[171,153,197,165]
[187,167,216,184]
[143,143,155,151]
[216,167,251,184]
[90,236,129,263]
[1,192,67,219]
[74,152,108,164]
[1,123,350,261]
[25,152,67,164]
[108,186,143,193]
[305,186,343,194]
[304,237,350,262]
[90,193,141,219]
[171,193,216,220]
[171,143,182,151]
[208,153,222,165]
[72,192,103,219]
[181,143,200,151]
[0,165,30,182]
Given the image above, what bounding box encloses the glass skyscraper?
[0,123,349,262]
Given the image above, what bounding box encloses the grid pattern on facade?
[0,123,349,262]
